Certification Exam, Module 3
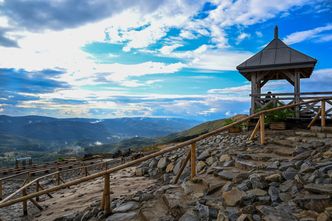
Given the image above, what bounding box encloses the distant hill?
[82,114,249,154]
[159,114,248,144]
[0,115,199,151]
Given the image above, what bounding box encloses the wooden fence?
[0,97,330,217]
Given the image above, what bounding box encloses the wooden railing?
[0,97,330,217]
[250,92,332,118]
[0,159,115,202]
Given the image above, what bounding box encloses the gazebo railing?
[250,92,332,118]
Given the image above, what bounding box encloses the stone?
[282,167,298,180]
[256,205,297,221]
[294,194,331,212]
[246,188,267,197]
[112,201,140,213]
[219,154,231,162]
[279,193,292,202]
[173,160,182,175]
[157,157,169,170]
[265,173,281,182]
[267,161,279,170]
[268,186,279,202]
[179,211,199,221]
[197,161,206,172]
[166,162,175,173]
[304,183,332,194]
[279,180,294,192]
[222,187,246,206]
[217,171,238,180]
[148,159,158,168]
[135,167,147,176]
[249,174,267,189]
[106,211,138,221]
[317,212,329,221]
[206,156,216,166]
[197,150,210,160]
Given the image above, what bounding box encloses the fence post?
[22,188,28,216]
[259,114,265,145]
[36,180,40,201]
[190,143,196,179]
[321,100,326,127]
[0,180,2,200]
[84,166,88,176]
[103,173,111,215]
[56,171,61,185]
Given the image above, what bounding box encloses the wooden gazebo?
[236,26,332,118]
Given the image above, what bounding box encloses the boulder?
[157,157,169,170]
[222,187,246,206]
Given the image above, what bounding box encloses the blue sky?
[0,0,331,120]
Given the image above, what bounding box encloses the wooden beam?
[103,174,111,215]
[249,119,260,141]
[307,109,321,128]
[321,100,326,127]
[29,198,43,211]
[259,114,265,145]
[190,143,196,179]
[173,150,191,184]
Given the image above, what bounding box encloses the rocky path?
[1,129,331,221]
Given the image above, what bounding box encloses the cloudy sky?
[0,0,331,120]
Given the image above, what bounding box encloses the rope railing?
[0,97,330,217]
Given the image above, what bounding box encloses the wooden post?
[56,171,61,185]
[22,188,28,216]
[249,119,260,141]
[321,100,326,127]
[307,109,321,129]
[173,150,191,184]
[251,73,257,114]
[0,180,2,200]
[103,173,111,215]
[84,166,88,176]
[259,114,265,145]
[190,143,196,179]
[294,72,301,118]
[36,180,40,201]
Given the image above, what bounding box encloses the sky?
[0,0,331,121]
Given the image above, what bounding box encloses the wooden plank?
[259,114,265,145]
[173,150,191,184]
[190,143,196,179]
[249,119,260,141]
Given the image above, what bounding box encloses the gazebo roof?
[237,26,317,80]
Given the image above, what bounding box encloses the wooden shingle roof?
[237,26,317,80]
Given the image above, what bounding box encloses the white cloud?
[283,24,332,45]
[236,32,250,44]
[159,44,183,55]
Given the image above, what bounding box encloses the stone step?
[235,159,266,170]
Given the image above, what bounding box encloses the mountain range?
[0,115,199,152]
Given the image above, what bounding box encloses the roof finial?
[274,25,278,39]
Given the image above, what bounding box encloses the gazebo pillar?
[294,72,301,118]
[250,73,258,114]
